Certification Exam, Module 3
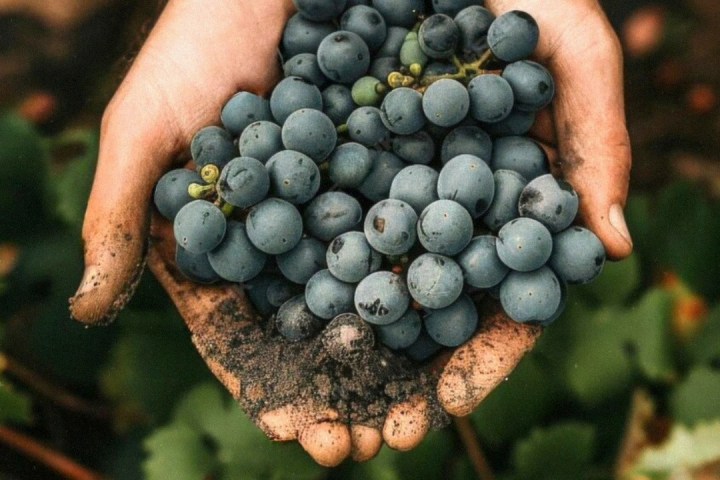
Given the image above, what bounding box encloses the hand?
[70,0,633,467]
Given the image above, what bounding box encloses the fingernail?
[609,204,633,248]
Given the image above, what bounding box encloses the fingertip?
[299,421,352,467]
[350,425,382,462]
[382,396,430,451]
[606,203,634,260]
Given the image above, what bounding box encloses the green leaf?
[670,367,720,426]
[577,253,641,306]
[143,423,218,480]
[394,428,455,480]
[625,289,675,382]
[52,129,98,229]
[686,304,720,366]
[628,420,720,476]
[0,377,32,425]
[345,447,402,480]
[511,422,596,480]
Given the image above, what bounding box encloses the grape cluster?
[153,0,606,363]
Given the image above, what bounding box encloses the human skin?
[69,0,632,467]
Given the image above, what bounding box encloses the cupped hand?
[70,0,633,467]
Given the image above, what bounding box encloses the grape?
[207,221,266,282]
[496,217,553,272]
[454,6,494,59]
[369,57,402,84]
[393,131,435,165]
[371,0,425,28]
[246,198,303,255]
[281,108,337,162]
[354,271,410,325]
[375,308,422,350]
[322,313,375,363]
[265,150,320,205]
[190,126,236,171]
[352,76,384,106]
[270,76,323,125]
[322,84,355,125]
[440,125,492,165]
[432,0,484,17]
[276,236,327,284]
[326,231,382,283]
[281,13,336,58]
[502,60,555,111]
[541,278,567,326]
[238,121,283,163]
[347,106,391,146]
[245,273,279,316]
[481,108,536,137]
[389,165,439,214]
[380,87,426,135]
[154,168,203,220]
[305,269,356,320]
[283,53,327,87]
[340,5,387,52]
[549,227,605,284]
[174,200,227,254]
[424,294,478,347]
[364,199,418,255]
[424,61,459,76]
[317,31,371,84]
[437,154,495,217]
[400,31,429,68]
[292,0,347,22]
[417,199,473,255]
[468,74,514,123]
[328,142,373,188]
[276,294,323,342]
[267,277,302,307]
[377,26,409,57]
[216,157,270,208]
[518,173,579,233]
[491,136,548,180]
[418,14,460,59]
[404,330,443,362]
[304,191,363,241]
[456,235,509,289]
[357,150,405,202]
[220,92,273,137]
[407,253,464,309]
[499,266,562,323]
[483,169,527,231]
[487,10,539,62]
[422,78,470,127]
[175,245,220,284]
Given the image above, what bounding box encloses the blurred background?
[1,1,719,479]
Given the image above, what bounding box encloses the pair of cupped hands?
[69,0,633,467]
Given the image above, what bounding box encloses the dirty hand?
[69,0,632,467]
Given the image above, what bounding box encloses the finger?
[382,396,430,451]
[298,422,352,467]
[350,425,383,462]
[258,405,341,442]
[437,299,542,417]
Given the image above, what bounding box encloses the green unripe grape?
[400,31,428,68]
[352,76,384,106]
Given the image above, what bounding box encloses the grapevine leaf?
[394,428,455,480]
[511,422,596,480]
[625,289,675,382]
[345,447,402,480]
[686,304,720,366]
[52,129,99,229]
[577,253,641,306]
[143,423,218,480]
[669,367,720,426]
[0,377,33,424]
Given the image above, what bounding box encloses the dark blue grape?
[440,125,492,164]
[175,245,220,284]
[540,278,567,326]
[418,14,460,59]
[487,10,539,62]
[276,294,323,342]
[292,0,347,22]
[317,31,371,84]
[389,165,439,214]
[499,266,562,323]
[357,151,405,202]
[375,308,422,350]
[276,236,327,284]
[347,106,391,146]
[246,198,303,254]
[491,136,548,180]
[369,57,402,84]
[433,0,484,17]
[304,192,363,241]
[404,330,443,362]
[220,92,273,137]
[483,169,527,231]
[305,269,356,320]
[217,157,270,208]
[326,231,382,283]
[154,168,203,220]
[174,200,226,254]
[377,26,409,57]
[468,74,514,123]
[437,154,495,217]
[407,253,464,309]
[245,272,279,316]
[393,131,435,165]
[281,13,336,58]
[364,199,418,255]
[549,227,605,284]
[207,220,266,282]
[281,108,337,162]
[380,87,426,135]
[190,126,236,171]
[354,271,410,325]
[424,61,459,76]
[518,173,579,233]
[456,235,509,289]
[417,199,473,255]
[502,60,555,111]
[266,277,302,307]
[454,6,494,59]
[266,150,320,205]
[238,121,283,163]
[496,217,553,272]
[422,78,470,127]
[371,0,425,28]
[283,53,328,87]
[269,76,323,125]
[340,5,387,52]
[328,142,373,188]
[322,84,355,125]
[481,108,536,137]
[423,294,478,347]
